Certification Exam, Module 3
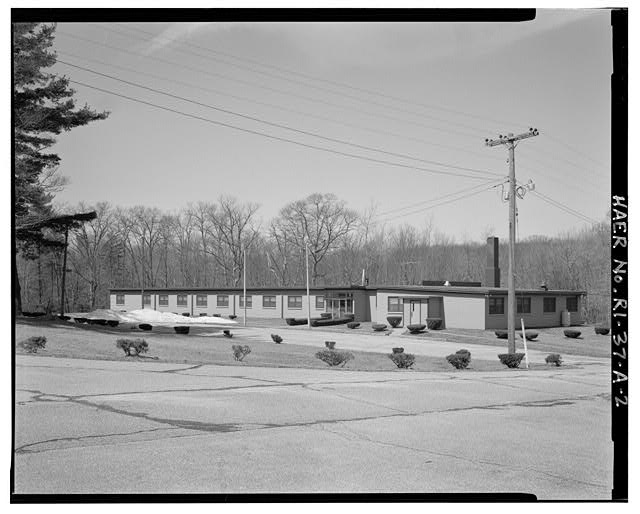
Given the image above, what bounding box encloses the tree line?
[16,194,611,324]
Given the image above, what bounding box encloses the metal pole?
[508,140,516,354]
[60,228,69,316]
[243,245,247,327]
[306,241,311,329]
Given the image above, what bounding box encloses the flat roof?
[110,285,586,296]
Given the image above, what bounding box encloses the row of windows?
[489,296,578,315]
[116,294,325,309]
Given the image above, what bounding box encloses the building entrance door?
[326,298,354,319]
[403,299,422,327]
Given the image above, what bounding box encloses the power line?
[56,30,485,140]
[70,79,496,182]
[529,190,600,225]
[57,49,506,165]
[542,132,609,171]
[58,59,501,179]
[99,23,497,135]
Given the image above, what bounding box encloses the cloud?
[143,22,220,55]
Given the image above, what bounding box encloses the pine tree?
[13,23,109,313]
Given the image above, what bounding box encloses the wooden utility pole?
[59,228,69,316]
[485,128,539,353]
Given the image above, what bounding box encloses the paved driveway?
[14,355,611,498]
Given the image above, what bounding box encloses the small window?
[517,297,531,314]
[159,294,169,306]
[177,294,188,306]
[239,295,252,308]
[142,294,151,305]
[288,296,302,309]
[543,297,556,313]
[566,296,578,312]
[388,297,403,313]
[489,297,505,315]
[116,294,125,305]
[315,296,324,310]
[196,294,208,307]
[263,295,276,308]
[217,295,229,307]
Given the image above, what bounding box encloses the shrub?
[495,330,508,339]
[174,326,190,335]
[564,329,581,339]
[74,317,88,324]
[223,330,233,338]
[407,323,426,334]
[58,315,71,321]
[213,314,221,317]
[595,326,610,335]
[182,312,190,317]
[545,353,563,367]
[138,323,152,331]
[232,344,251,361]
[518,331,538,341]
[372,323,387,332]
[200,313,208,317]
[107,320,119,327]
[498,353,525,368]
[229,315,237,320]
[20,336,47,353]
[347,322,360,329]
[320,313,332,319]
[116,338,149,357]
[388,352,415,369]
[271,334,283,344]
[392,347,404,354]
[387,316,402,328]
[446,349,471,369]
[325,341,336,350]
[315,349,354,367]
[344,313,355,321]
[426,318,442,330]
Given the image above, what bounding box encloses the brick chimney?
[484,237,501,287]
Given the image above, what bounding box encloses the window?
[543,297,556,313]
[263,295,276,308]
[288,296,302,309]
[143,294,151,305]
[196,294,208,307]
[566,296,578,312]
[239,295,252,308]
[517,297,531,314]
[217,295,229,307]
[489,297,505,315]
[159,294,168,306]
[177,294,188,306]
[116,294,125,305]
[315,296,324,310]
[388,297,403,313]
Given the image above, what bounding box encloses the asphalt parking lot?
[14,346,612,499]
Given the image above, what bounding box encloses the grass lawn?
[15,319,516,372]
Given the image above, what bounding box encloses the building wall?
[485,294,585,329]
[442,296,485,329]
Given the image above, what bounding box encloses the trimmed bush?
[595,326,610,335]
[387,316,402,328]
[229,315,237,320]
[106,320,119,327]
[347,322,360,329]
[344,313,355,321]
[315,349,354,367]
[182,312,190,317]
[372,323,387,332]
[392,347,404,354]
[407,323,426,334]
[223,330,233,338]
[138,323,152,331]
[271,334,283,344]
[20,336,47,353]
[446,349,471,369]
[564,329,581,339]
[495,330,508,339]
[213,314,221,317]
[58,315,71,321]
[232,345,251,362]
[320,313,332,319]
[116,338,149,357]
[174,326,190,335]
[199,313,208,317]
[325,341,336,350]
[388,352,415,369]
[518,331,538,341]
[310,317,349,327]
[498,353,526,368]
[426,318,443,330]
[74,317,88,324]
[286,317,308,326]
[545,353,563,367]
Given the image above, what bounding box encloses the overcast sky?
[49,9,612,242]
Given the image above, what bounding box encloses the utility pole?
[305,240,311,329]
[243,244,247,327]
[59,227,69,316]
[485,128,539,354]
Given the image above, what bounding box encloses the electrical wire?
[56,30,485,140]
[542,132,609,171]
[57,49,507,165]
[70,79,497,181]
[58,59,502,179]
[529,190,600,225]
